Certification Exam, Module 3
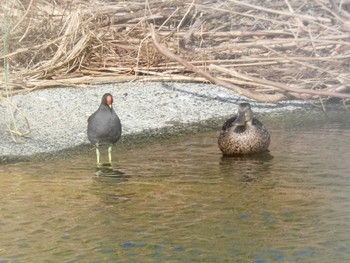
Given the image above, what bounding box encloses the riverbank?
[0,82,311,163]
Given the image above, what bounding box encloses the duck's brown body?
[218,103,270,156]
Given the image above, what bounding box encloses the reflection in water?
[95,164,128,180]
[93,172,134,205]
[219,152,274,182]
[0,112,350,262]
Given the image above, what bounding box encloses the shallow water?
[0,111,350,262]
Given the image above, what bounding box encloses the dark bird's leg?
[96,147,101,167]
[108,146,113,165]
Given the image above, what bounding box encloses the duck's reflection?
[219,152,274,182]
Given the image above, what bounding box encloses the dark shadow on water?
[219,152,274,182]
[94,163,130,183]
[92,166,135,204]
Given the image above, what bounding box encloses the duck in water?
[218,103,270,156]
[87,93,122,167]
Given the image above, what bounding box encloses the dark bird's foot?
[95,148,113,168]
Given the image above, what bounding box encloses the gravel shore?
[0,82,308,162]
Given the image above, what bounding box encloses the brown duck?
[218,103,270,156]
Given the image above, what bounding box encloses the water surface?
[0,111,350,262]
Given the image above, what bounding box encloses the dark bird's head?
[101,93,113,109]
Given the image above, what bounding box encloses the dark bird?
[218,103,270,156]
[87,93,122,166]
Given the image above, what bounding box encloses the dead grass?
[1,0,350,104]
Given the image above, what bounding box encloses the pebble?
[0,82,308,161]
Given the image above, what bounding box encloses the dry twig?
[0,0,349,105]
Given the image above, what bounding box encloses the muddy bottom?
[0,110,349,262]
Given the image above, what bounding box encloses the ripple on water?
[0,112,350,262]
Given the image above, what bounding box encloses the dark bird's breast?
[87,107,122,147]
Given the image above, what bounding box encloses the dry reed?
[1,0,350,104]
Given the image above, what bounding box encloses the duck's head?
[233,103,254,126]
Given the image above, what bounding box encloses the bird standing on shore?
[87,93,122,167]
[218,103,270,156]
